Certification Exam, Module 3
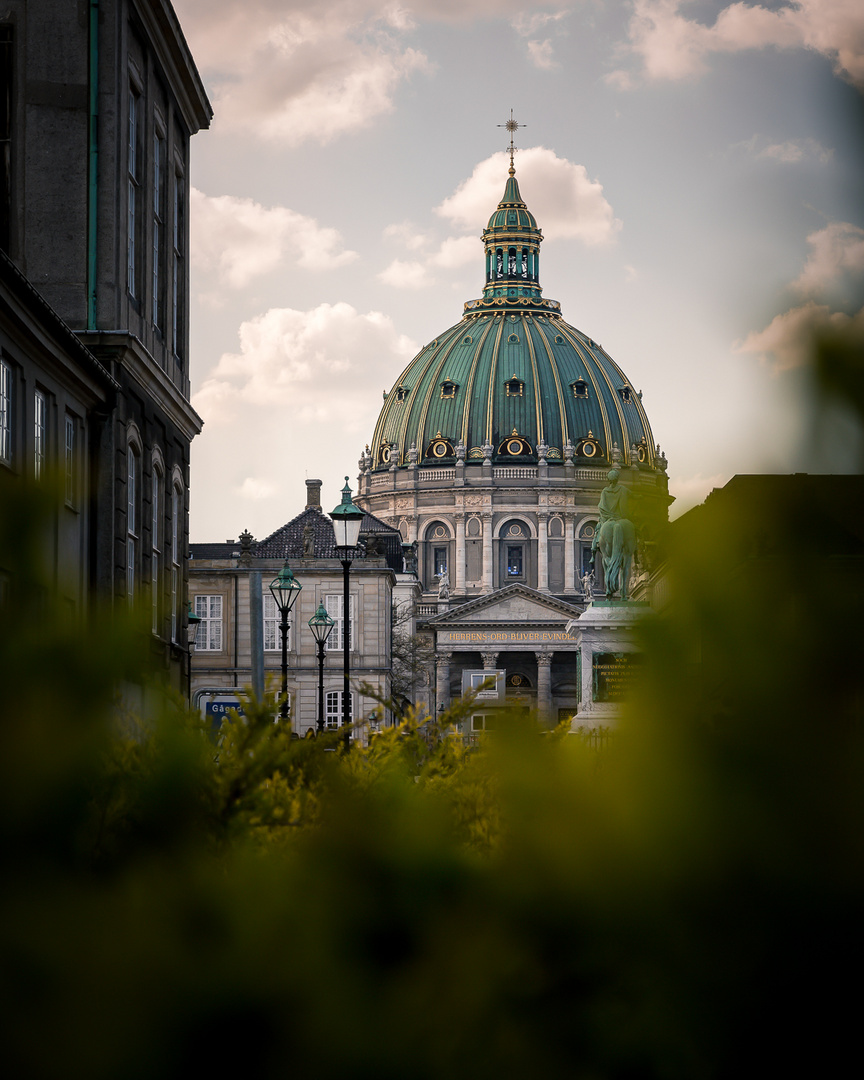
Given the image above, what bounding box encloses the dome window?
[555,335,565,345]
[426,432,454,459]
[440,380,458,399]
[637,440,648,464]
[578,432,602,459]
[380,444,391,464]
[508,333,520,344]
[498,429,532,457]
[395,386,407,403]
[571,380,588,399]
[619,386,632,404]
[505,376,524,398]
[463,335,473,345]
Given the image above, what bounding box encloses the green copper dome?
[370,168,660,473]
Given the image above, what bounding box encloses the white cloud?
[511,10,569,69]
[758,139,833,164]
[383,221,433,251]
[191,188,357,288]
[173,1,432,144]
[732,134,834,164]
[791,222,864,298]
[437,147,621,246]
[193,302,417,420]
[615,0,864,88]
[236,477,276,500]
[736,300,864,372]
[377,259,434,289]
[429,235,479,268]
[526,39,559,69]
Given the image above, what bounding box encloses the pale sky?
[173,0,864,541]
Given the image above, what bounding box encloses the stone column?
[536,652,553,724]
[482,513,494,592]
[537,513,549,592]
[564,516,575,594]
[481,651,498,670]
[436,649,452,713]
[455,514,466,595]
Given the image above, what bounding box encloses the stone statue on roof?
[303,522,315,557]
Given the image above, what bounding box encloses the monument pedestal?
[565,600,652,728]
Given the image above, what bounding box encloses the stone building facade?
[0,1,210,687]
[189,480,421,738]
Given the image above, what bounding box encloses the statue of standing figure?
[591,469,636,600]
[437,567,450,600]
[580,568,594,602]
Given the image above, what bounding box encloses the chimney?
[305,478,322,509]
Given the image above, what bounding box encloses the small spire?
[498,109,525,176]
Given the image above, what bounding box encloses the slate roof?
[192,505,405,572]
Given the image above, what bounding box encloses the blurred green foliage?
[2,328,863,1079]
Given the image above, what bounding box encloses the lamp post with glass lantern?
[186,602,201,700]
[268,563,302,722]
[329,477,365,745]
[308,602,335,733]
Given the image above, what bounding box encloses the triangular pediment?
[424,584,581,627]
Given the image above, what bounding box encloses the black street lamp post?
[329,477,365,747]
[268,563,302,722]
[186,602,201,700]
[308,602,336,733]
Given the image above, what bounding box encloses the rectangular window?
[64,414,76,505]
[152,131,165,331]
[171,485,180,641]
[127,88,141,298]
[507,545,523,577]
[0,26,12,254]
[0,360,11,464]
[325,593,355,652]
[127,446,138,604]
[151,471,161,634]
[194,594,223,651]
[172,169,185,359]
[34,390,46,478]
[325,691,353,731]
[433,546,448,577]
[263,592,291,652]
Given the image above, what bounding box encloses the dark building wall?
[0,1,210,689]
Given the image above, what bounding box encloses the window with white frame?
[194,595,223,651]
[325,691,353,730]
[171,484,180,640]
[151,468,162,634]
[1,359,12,464]
[263,592,291,652]
[64,414,77,505]
[34,390,46,479]
[152,128,165,332]
[127,86,141,298]
[172,168,185,359]
[127,445,139,604]
[325,593,355,652]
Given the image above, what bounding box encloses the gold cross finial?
[497,110,524,175]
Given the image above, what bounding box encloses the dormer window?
[571,380,588,399]
[506,376,523,397]
[620,386,632,404]
[508,333,519,343]
[498,429,532,457]
[441,380,458,399]
[395,386,407,403]
[463,335,473,345]
[426,432,454,459]
[555,335,565,345]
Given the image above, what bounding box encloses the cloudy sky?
[173,0,864,541]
